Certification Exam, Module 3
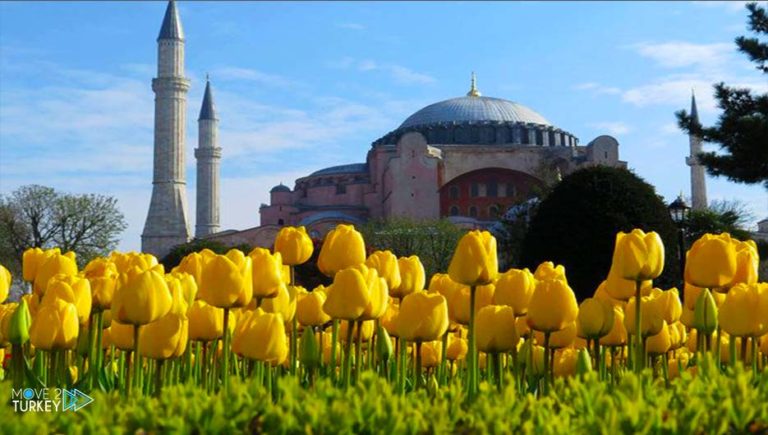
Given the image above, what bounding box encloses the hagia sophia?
[142,1,634,257]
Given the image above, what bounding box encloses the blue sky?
[1,1,766,252]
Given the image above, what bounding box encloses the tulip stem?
[751,337,758,376]
[439,331,448,385]
[715,327,722,371]
[289,266,297,376]
[494,353,503,393]
[330,320,339,383]
[415,341,423,389]
[132,325,141,395]
[355,320,363,383]
[343,320,354,390]
[729,336,737,369]
[154,359,164,397]
[543,331,551,395]
[399,338,407,394]
[741,337,748,365]
[634,280,643,373]
[467,285,477,401]
[95,311,104,388]
[222,308,231,393]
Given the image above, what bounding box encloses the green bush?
[520,167,680,300]
[2,365,766,434]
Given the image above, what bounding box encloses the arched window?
[277,219,284,226]
[487,179,498,197]
[450,186,459,200]
[449,206,459,216]
[336,184,346,195]
[489,205,500,218]
[506,183,516,198]
[470,183,479,198]
[469,206,478,218]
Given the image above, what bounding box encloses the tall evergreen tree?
[676,2,768,188]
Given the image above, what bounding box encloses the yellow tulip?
[42,273,92,324]
[624,294,665,338]
[168,271,197,306]
[338,319,375,342]
[448,230,498,286]
[475,305,518,353]
[601,306,628,347]
[112,267,173,325]
[420,340,442,368]
[728,239,759,287]
[645,321,671,355]
[380,300,400,337]
[110,251,158,274]
[533,321,576,349]
[33,251,78,296]
[576,297,614,339]
[176,252,206,288]
[29,298,79,350]
[297,288,331,327]
[397,292,449,342]
[427,273,465,301]
[393,256,425,298]
[188,300,223,341]
[248,248,285,299]
[23,247,47,282]
[139,312,188,359]
[232,309,288,365]
[593,280,626,308]
[323,265,388,321]
[199,251,253,309]
[515,315,530,337]
[719,283,768,338]
[493,268,536,316]
[604,267,653,301]
[447,282,494,325]
[365,250,402,291]
[685,233,737,289]
[108,321,136,351]
[553,348,580,378]
[83,257,118,310]
[274,226,314,266]
[317,224,366,277]
[653,287,682,324]
[446,333,468,361]
[533,261,567,282]
[22,293,40,317]
[260,284,298,324]
[527,278,578,333]
[611,229,665,281]
[0,263,10,304]
[164,274,189,315]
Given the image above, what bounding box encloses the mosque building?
[142,1,634,257]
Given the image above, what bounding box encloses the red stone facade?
[439,168,543,220]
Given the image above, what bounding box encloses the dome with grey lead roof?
[399,95,550,130]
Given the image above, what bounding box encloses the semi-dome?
[399,95,550,130]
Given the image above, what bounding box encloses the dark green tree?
[676,2,768,187]
[520,167,680,301]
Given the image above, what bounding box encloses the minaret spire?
[686,89,708,211]
[195,78,222,237]
[142,0,192,257]
[467,72,481,97]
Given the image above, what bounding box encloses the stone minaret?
[142,0,191,257]
[195,78,222,237]
[686,90,708,210]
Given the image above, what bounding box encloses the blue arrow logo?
[62,389,94,411]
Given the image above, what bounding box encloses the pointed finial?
[206,72,210,82]
[158,0,184,41]
[467,72,481,97]
[690,88,700,126]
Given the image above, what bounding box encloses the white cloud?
[336,23,365,31]
[328,57,436,85]
[587,122,631,136]
[621,76,768,112]
[630,41,733,69]
[574,82,622,95]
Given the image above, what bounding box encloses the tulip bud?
[199,252,253,309]
[376,324,393,362]
[248,248,284,299]
[112,268,173,325]
[397,292,449,342]
[575,348,592,376]
[8,299,31,345]
[693,288,718,335]
[188,300,224,342]
[139,312,189,360]
[29,299,79,350]
[274,226,314,266]
[476,305,518,353]
[448,230,498,286]
[577,298,614,339]
[299,326,320,369]
[232,310,288,365]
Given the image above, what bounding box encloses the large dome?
[399,95,550,129]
